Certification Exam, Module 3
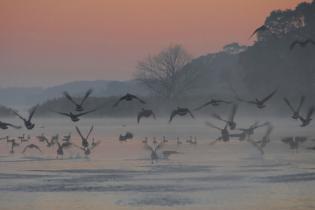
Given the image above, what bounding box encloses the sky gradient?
[0,0,309,87]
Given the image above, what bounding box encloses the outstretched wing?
[263,125,273,139]
[169,110,177,123]
[80,89,93,106]
[306,106,315,120]
[205,121,222,131]
[296,96,305,113]
[33,145,42,153]
[194,101,211,111]
[63,91,78,106]
[187,109,195,119]
[12,110,26,122]
[247,138,264,155]
[86,125,94,140]
[211,113,227,122]
[6,123,22,129]
[112,96,125,107]
[91,141,101,150]
[53,111,71,117]
[261,89,277,103]
[133,95,146,104]
[28,105,38,121]
[283,98,295,112]
[228,104,238,122]
[22,145,29,153]
[75,126,85,141]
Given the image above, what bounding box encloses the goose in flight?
[169,107,194,123]
[113,93,145,107]
[282,136,307,151]
[237,89,277,109]
[144,141,164,164]
[137,108,156,124]
[56,141,74,159]
[53,109,97,122]
[211,104,238,130]
[13,105,38,130]
[290,39,315,50]
[0,121,21,130]
[283,96,305,120]
[249,25,270,39]
[22,143,42,154]
[194,99,231,110]
[298,106,315,127]
[63,89,93,112]
[205,122,230,145]
[75,125,94,148]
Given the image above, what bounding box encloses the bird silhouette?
[237,89,277,109]
[283,96,305,120]
[169,107,194,123]
[137,108,156,124]
[63,89,93,112]
[290,39,315,50]
[75,125,94,148]
[53,109,97,122]
[13,105,38,130]
[194,99,231,110]
[298,106,315,127]
[144,140,164,164]
[113,93,145,107]
[22,144,42,154]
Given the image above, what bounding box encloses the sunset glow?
[0,0,309,86]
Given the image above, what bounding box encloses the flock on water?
[0,27,315,163]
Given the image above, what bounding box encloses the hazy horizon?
[0,0,309,87]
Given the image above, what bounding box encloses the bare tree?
[135,44,198,100]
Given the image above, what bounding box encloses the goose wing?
[296,96,305,113]
[283,98,295,112]
[79,89,93,106]
[261,89,277,103]
[63,91,78,106]
[28,105,38,121]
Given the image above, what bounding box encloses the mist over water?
[0,117,315,210]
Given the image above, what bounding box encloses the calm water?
[0,117,315,210]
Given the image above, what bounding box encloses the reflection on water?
[0,117,315,210]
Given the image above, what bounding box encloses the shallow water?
[1,117,315,210]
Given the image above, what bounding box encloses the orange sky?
[0,0,309,87]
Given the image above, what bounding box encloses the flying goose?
[113,93,145,107]
[63,89,93,112]
[169,107,194,123]
[13,105,38,130]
